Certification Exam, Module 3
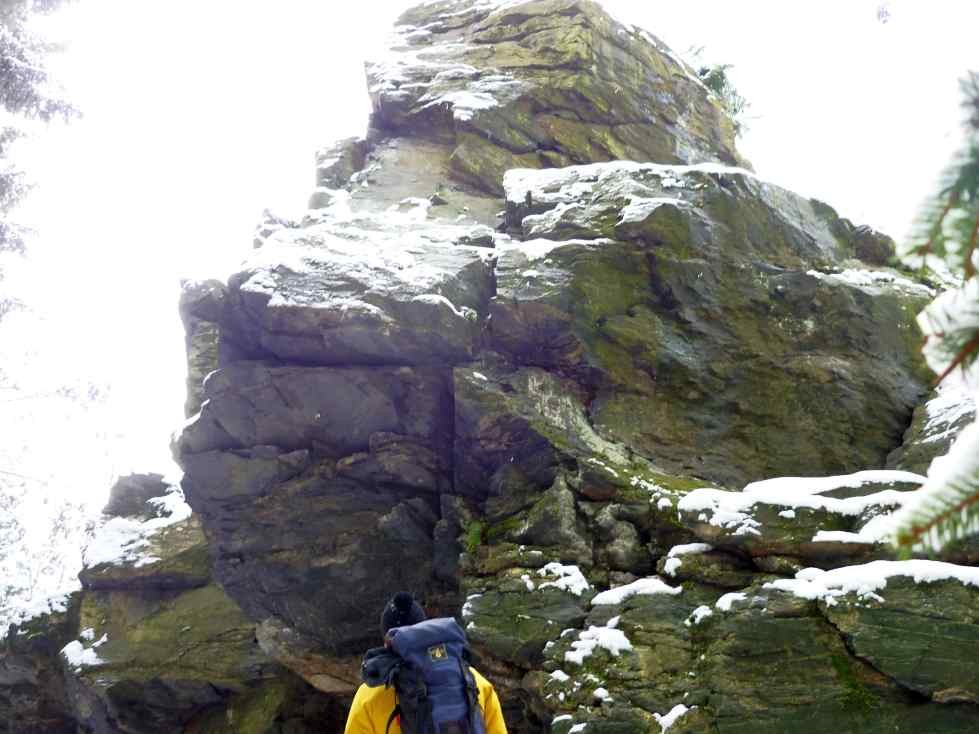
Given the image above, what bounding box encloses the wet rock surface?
[164,2,970,730]
[1,596,80,734]
[369,0,747,196]
[821,576,979,704]
[496,162,932,487]
[2,477,349,733]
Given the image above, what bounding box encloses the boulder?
[464,585,588,669]
[656,545,755,589]
[79,480,209,592]
[532,583,713,718]
[61,584,274,733]
[0,594,80,734]
[102,473,170,519]
[43,475,349,733]
[314,136,369,190]
[693,585,979,733]
[175,362,453,654]
[78,513,210,592]
[820,574,979,703]
[495,162,933,487]
[220,220,495,366]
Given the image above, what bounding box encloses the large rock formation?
[5,1,979,732]
[166,1,977,731]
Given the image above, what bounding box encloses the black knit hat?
[381,591,426,635]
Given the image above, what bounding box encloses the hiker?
[344,591,508,734]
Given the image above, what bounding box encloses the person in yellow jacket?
[344,666,507,734]
[343,592,508,734]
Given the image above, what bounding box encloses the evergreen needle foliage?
[0,0,75,255]
[685,46,750,137]
[893,71,979,554]
[697,63,750,136]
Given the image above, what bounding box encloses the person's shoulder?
[470,667,498,694]
[469,668,506,732]
[352,682,396,713]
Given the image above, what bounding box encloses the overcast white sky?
[4,0,978,508]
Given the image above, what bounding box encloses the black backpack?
[361,617,487,734]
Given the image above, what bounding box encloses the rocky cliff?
[4,1,979,732]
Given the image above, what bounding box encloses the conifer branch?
[895,482,979,550]
[892,71,979,554]
[934,332,979,385]
[912,190,959,258]
[966,216,979,279]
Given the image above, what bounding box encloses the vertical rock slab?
[58,476,349,733]
[175,362,453,654]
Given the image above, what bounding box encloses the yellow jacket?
[343,667,507,734]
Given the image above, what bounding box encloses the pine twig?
[896,487,979,549]
[912,191,960,257]
[934,332,979,385]
[965,216,979,278]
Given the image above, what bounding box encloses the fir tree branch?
[934,331,979,385]
[911,190,959,258]
[895,485,979,550]
[966,216,979,279]
[892,71,979,556]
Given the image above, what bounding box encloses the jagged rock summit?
[5,1,978,732]
[366,0,747,195]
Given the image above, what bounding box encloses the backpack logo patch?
[428,643,448,662]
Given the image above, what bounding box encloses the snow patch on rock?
[537,563,591,596]
[662,543,713,577]
[807,268,936,298]
[503,161,755,206]
[591,576,682,605]
[766,560,979,606]
[83,487,192,570]
[685,605,714,626]
[565,618,633,666]
[654,704,694,733]
[715,592,747,612]
[680,469,925,539]
[60,631,108,671]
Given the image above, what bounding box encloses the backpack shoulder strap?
[385,704,401,734]
[459,659,483,730]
